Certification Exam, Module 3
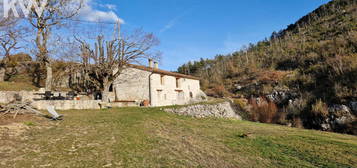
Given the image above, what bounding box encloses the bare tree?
[77,28,160,102]
[27,0,82,90]
[0,30,21,58]
[0,23,28,57]
[0,18,24,81]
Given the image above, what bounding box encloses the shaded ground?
[0,107,356,168]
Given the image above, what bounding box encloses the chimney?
[148,59,153,68]
[154,62,159,69]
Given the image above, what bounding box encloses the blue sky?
[84,0,332,71]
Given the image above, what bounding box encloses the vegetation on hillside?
[1,107,356,167]
[0,82,38,91]
[177,0,357,133]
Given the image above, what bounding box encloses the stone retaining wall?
[31,100,102,110]
[0,91,141,110]
[165,101,242,120]
[0,91,42,104]
[32,101,141,110]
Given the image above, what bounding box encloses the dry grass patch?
[0,82,38,91]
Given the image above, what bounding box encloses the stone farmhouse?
[0,59,206,110]
[111,59,207,106]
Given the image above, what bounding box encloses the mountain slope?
[177,0,357,134]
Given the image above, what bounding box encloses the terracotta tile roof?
[128,64,200,80]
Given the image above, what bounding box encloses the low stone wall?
[31,100,141,110]
[111,101,139,108]
[0,91,141,110]
[0,91,71,104]
[0,91,42,104]
[31,100,102,110]
[165,101,242,120]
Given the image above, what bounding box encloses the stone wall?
[27,99,139,110]
[113,68,151,102]
[0,91,73,104]
[30,100,139,110]
[0,91,42,104]
[149,73,206,107]
[0,91,109,110]
[165,102,242,120]
[31,100,102,110]
[113,67,207,107]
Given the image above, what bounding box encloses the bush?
[274,111,287,125]
[286,98,309,116]
[249,98,278,123]
[262,102,278,123]
[6,53,32,66]
[232,98,250,120]
[311,99,329,117]
[233,98,247,110]
[292,117,304,128]
[205,84,230,98]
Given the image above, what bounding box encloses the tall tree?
[27,0,82,90]
[77,28,160,102]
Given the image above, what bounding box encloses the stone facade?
[113,65,207,107]
[113,68,151,102]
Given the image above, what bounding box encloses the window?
[176,78,181,88]
[160,75,165,85]
[157,90,162,100]
[190,92,193,98]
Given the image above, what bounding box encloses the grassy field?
[1,107,356,168]
[0,82,39,91]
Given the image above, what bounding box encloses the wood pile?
[0,101,43,119]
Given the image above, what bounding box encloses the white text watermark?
[2,0,48,18]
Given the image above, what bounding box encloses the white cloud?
[104,4,117,11]
[159,9,192,34]
[79,0,124,23]
[159,16,181,33]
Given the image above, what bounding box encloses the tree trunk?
[45,62,53,91]
[102,85,111,103]
[101,78,112,102]
[0,67,5,82]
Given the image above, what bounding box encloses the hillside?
[177,0,357,133]
[1,107,356,167]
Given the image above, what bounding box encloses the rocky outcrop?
[350,102,357,115]
[316,104,355,132]
[250,89,357,134]
[165,102,242,120]
[329,105,355,126]
[266,90,298,105]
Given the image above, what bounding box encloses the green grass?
[1,107,356,168]
[23,121,36,126]
[0,82,39,91]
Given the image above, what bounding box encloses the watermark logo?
[2,0,48,18]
